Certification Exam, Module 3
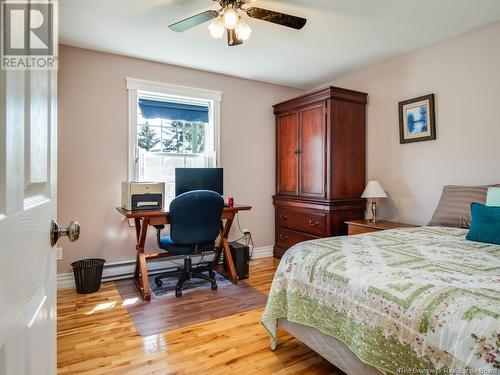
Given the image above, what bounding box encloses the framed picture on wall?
[398,94,436,144]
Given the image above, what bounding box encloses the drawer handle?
[279,234,288,240]
[279,215,288,220]
[309,220,320,227]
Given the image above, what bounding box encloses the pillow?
[486,187,500,207]
[466,203,500,245]
[428,184,500,228]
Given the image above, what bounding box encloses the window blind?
[138,99,209,122]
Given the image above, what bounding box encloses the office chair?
[154,190,224,297]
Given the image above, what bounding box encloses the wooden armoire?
[273,86,368,258]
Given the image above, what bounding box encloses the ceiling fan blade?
[245,7,307,30]
[227,29,243,46]
[169,10,219,32]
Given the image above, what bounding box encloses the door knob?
[50,219,80,247]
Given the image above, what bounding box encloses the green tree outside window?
[137,125,160,151]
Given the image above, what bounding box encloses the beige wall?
[323,21,500,225]
[57,45,301,274]
[58,20,500,273]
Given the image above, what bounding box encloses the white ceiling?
[59,0,500,89]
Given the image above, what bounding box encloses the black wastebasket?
[71,258,105,294]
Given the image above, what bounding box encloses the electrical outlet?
[243,228,250,235]
[56,247,63,261]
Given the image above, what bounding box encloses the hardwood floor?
[57,258,340,374]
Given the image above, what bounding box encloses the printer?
[121,181,165,211]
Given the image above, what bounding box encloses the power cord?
[234,212,255,259]
[195,251,212,268]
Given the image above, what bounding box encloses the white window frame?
[126,77,223,181]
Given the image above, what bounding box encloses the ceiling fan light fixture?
[222,7,239,29]
[168,1,307,47]
[235,18,251,41]
[208,16,225,38]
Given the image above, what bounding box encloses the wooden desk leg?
[213,241,223,268]
[213,215,238,284]
[213,221,225,266]
[222,238,238,283]
[134,217,151,301]
[133,218,141,282]
[134,218,141,241]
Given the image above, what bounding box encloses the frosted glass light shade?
[361,180,388,198]
[208,17,225,39]
[222,8,239,29]
[235,18,251,41]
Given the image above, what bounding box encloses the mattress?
[262,227,500,374]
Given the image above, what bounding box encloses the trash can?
[71,258,105,294]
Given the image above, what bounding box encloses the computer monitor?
[175,168,223,196]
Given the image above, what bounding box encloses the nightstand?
[345,219,417,235]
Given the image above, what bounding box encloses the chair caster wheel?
[175,290,182,297]
[211,283,218,291]
[155,279,163,287]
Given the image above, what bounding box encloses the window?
[127,78,222,200]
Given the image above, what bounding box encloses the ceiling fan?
[169,0,307,46]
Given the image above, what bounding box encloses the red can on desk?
[227,196,234,206]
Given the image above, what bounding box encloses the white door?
[0,66,60,373]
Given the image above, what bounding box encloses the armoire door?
[276,111,299,196]
[298,103,327,198]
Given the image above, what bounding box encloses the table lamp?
[361,181,388,223]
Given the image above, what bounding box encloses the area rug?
[115,276,268,336]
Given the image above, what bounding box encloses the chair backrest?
[169,190,224,245]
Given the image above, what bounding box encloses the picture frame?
[398,94,436,144]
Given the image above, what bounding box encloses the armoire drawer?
[276,208,327,236]
[276,227,318,250]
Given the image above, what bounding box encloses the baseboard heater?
[100,253,215,283]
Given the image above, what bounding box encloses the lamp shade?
[361,181,388,198]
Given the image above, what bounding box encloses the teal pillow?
[466,203,500,245]
[486,187,500,207]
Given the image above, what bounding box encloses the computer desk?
[117,204,252,301]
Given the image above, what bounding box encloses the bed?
[262,226,500,374]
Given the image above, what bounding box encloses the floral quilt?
[262,227,500,374]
